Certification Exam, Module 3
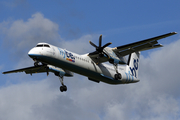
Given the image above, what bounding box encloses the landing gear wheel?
[60,85,67,92]
[114,73,122,80]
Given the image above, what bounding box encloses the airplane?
[2,32,177,92]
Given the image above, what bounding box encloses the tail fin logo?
[129,59,139,78]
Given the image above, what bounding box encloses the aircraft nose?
[28,48,37,58]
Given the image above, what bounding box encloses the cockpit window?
[44,44,50,47]
[36,44,50,48]
[36,44,43,47]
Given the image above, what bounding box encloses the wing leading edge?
[113,32,177,56]
[3,65,73,77]
[2,65,47,74]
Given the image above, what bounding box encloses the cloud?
[1,0,28,8]
[61,34,99,54]
[1,12,98,54]
[0,12,98,68]
[1,12,180,120]
[139,40,180,97]
[1,12,59,54]
[0,76,101,120]
[0,79,55,120]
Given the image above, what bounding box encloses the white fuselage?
[28,43,139,84]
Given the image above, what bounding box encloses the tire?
[114,73,122,80]
[60,86,64,92]
[63,85,67,91]
[60,85,67,92]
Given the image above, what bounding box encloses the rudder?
[127,51,140,78]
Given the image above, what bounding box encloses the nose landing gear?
[33,59,40,66]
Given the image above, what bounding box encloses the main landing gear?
[58,75,67,92]
[113,63,122,80]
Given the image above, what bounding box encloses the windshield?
[36,44,50,47]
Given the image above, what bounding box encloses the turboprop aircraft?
[2,32,177,92]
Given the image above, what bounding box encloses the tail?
[127,51,140,78]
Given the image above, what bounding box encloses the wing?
[2,65,73,77]
[2,65,47,74]
[88,32,177,64]
[112,32,177,56]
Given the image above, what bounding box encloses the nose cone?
[28,48,37,58]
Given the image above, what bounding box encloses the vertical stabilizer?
[127,51,140,78]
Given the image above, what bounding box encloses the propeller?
[89,35,112,58]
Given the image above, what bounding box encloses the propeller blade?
[89,41,98,48]
[102,42,112,49]
[89,35,112,59]
[99,35,102,47]
[103,51,110,59]
[88,51,99,56]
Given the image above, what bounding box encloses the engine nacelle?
[108,57,126,64]
[47,65,73,77]
[104,47,126,64]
